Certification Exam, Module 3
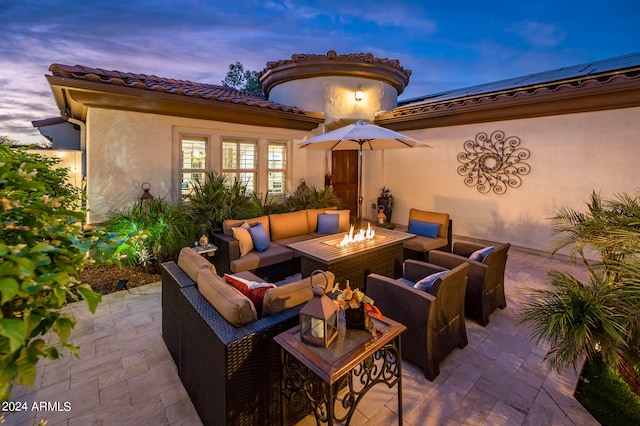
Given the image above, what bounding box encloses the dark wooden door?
[332,151,358,216]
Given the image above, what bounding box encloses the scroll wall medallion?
[457,130,531,194]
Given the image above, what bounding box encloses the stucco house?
[44,50,640,253]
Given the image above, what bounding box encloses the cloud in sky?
[0,0,638,142]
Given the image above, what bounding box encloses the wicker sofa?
[161,248,335,425]
[210,208,349,281]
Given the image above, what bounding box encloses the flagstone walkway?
[5,246,599,425]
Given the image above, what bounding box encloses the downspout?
[66,117,89,223]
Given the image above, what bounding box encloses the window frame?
[180,136,208,197]
[267,141,288,198]
[221,138,258,193]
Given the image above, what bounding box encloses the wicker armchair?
[428,242,510,326]
[367,260,469,381]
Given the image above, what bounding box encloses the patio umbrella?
[299,120,431,218]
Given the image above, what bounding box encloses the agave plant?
[520,190,640,373]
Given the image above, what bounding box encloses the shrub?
[103,198,194,267]
[520,190,640,373]
[0,145,121,402]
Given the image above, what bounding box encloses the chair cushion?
[230,243,294,273]
[317,213,340,234]
[403,235,448,252]
[324,209,350,232]
[197,268,257,327]
[269,210,309,241]
[177,247,216,282]
[224,273,276,315]
[413,271,447,292]
[408,209,449,239]
[223,215,270,237]
[469,246,495,262]
[248,223,270,252]
[231,222,253,257]
[408,220,441,238]
[262,271,335,316]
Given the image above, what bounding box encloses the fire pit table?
[287,227,414,290]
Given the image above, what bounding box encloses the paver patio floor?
[5,245,599,425]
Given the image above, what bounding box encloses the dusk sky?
[1,0,638,144]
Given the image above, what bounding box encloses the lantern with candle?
[299,271,338,348]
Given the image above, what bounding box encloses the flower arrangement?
[379,186,392,199]
[331,281,383,319]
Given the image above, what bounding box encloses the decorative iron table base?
[275,318,406,425]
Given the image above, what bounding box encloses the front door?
[331,151,358,217]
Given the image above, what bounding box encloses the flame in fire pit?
[336,223,376,247]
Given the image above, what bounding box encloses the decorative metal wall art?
[457,130,531,194]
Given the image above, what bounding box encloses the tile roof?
[48,64,310,115]
[261,50,411,80]
[260,50,412,95]
[397,53,640,109]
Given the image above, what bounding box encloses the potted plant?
[377,187,394,223]
[331,281,382,330]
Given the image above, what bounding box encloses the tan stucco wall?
[85,108,312,223]
[27,149,83,189]
[367,106,640,253]
[268,76,398,124]
[85,105,640,254]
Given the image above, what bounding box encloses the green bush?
[576,357,640,425]
[285,185,341,211]
[103,198,194,267]
[0,145,121,402]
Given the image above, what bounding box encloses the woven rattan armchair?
[428,242,510,326]
[367,260,469,381]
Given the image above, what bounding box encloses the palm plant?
[186,171,228,232]
[286,185,341,211]
[520,190,640,373]
[223,178,261,221]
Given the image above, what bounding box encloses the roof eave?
[46,75,325,131]
[376,74,640,131]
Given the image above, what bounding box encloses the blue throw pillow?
[397,278,415,287]
[248,223,270,252]
[317,213,340,234]
[469,245,495,262]
[413,271,447,292]
[408,220,441,238]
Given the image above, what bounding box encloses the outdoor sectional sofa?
[210,207,350,281]
[162,247,335,425]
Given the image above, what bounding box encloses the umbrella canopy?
[299,120,431,218]
[298,120,431,151]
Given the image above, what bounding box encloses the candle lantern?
[299,271,338,348]
[139,182,154,206]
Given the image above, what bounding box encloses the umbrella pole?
[357,144,363,220]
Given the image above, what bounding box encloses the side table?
[274,316,406,425]
[191,243,218,258]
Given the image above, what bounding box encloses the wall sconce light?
[354,84,365,102]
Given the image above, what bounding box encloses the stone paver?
[3,245,600,425]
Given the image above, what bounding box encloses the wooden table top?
[274,316,406,384]
[286,227,414,264]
